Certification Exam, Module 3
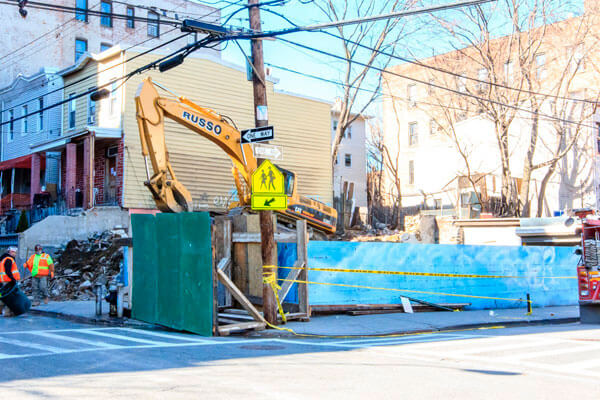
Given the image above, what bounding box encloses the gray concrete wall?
[17,207,129,262]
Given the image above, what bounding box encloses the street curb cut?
[244,317,581,338]
[28,309,167,331]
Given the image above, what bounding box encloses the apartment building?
[382,2,600,217]
[332,107,368,208]
[0,0,219,87]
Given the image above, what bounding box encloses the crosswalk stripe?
[561,357,600,370]
[27,331,119,349]
[117,328,210,343]
[76,329,168,345]
[0,337,65,354]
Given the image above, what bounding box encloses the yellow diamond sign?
[251,160,287,210]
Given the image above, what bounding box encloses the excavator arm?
[135,77,256,212]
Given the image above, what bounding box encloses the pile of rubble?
[22,231,125,301]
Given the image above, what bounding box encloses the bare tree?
[313,0,418,167]
[425,0,597,216]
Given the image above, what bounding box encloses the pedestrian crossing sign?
[251,160,287,210]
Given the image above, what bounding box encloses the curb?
[28,309,166,330]
[245,317,581,338]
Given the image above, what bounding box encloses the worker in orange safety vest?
[0,246,20,317]
[24,244,54,306]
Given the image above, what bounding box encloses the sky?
[193,0,585,119]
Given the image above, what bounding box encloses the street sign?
[251,159,287,211]
[252,143,283,161]
[241,126,274,144]
[251,194,287,210]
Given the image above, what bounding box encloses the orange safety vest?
[0,256,20,283]
[24,253,53,277]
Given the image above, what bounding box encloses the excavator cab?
[279,166,296,197]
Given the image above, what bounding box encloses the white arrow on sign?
[252,143,283,160]
[241,126,274,143]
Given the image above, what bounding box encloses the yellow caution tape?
[263,267,287,324]
[272,265,576,280]
[277,277,533,307]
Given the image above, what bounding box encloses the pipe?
[116,283,124,318]
[94,283,103,316]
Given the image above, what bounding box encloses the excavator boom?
[134,77,337,233]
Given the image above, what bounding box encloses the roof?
[58,45,123,77]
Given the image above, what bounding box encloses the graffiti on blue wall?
[278,242,578,310]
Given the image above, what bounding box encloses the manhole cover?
[239,345,285,351]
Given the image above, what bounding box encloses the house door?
[104,156,117,204]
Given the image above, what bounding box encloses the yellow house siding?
[62,61,98,133]
[122,53,332,210]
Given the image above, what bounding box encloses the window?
[126,6,135,28]
[100,43,112,52]
[457,75,467,92]
[570,44,585,73]
[109,82,118,115]
[408,160,414,185]
[536,53,547,80]
[344,154,352,167]
[100,1,112,27]
[148,11,160,37]
[332,119,338,133]
[407,84,417,105]
[434,198,442,209]
[88,87,96,124]
[75,38,87,62]
[22,105,28,135]
[38,97,43,131]
[430,119,439,135]
[75,0,88,22]
[345,125,352,139]
[428,79,435,95]
[504,61,514,83]
[409,122,418,146]
[8,109,14,142]
[477,68,489,91]
[69,94,77,129]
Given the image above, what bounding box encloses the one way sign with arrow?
[241,126,274,144]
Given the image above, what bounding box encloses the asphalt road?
[1,315,600,399]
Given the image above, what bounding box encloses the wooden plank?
[277,312,307,321]
[277,260,304,302]
[223,308,255,316]
[233,232,297,243]
[232,214,249,297]
[218,317,242,325]
[216,268,266,324]
[311,303,470,314]
[218,312,255,320]
[218,321,266,335]
[217,257,231,271]
[297,220,309,316]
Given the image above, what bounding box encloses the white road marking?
[118,328,211,343]
[27,331,120,349]
[496,344,600,362]
[76,329,169,345]
[0,337,65,354]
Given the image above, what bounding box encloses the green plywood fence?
[131,212,213,336]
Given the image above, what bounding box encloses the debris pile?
[22,231,125,300]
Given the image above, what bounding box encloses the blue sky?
[200,0,585,116]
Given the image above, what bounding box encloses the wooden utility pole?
[248,0,277,324]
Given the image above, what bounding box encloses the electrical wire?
[275,36,597,129]
[260,6,598,106]
[0,34,223,127]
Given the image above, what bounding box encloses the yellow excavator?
[134,77,337,234]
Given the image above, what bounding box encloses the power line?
[265,61,595,127]
[275,36,597,129]
[261,5,596,106]
[0,34,223,128]
[0,0,238,112]
[0,29,187,115]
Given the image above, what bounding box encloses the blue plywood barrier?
[278,242,578,310]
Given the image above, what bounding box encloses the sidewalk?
[253,305,581,337]
[27,301,581,337]
[28,300,159,329]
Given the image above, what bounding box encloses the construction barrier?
[278,241,578,310]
